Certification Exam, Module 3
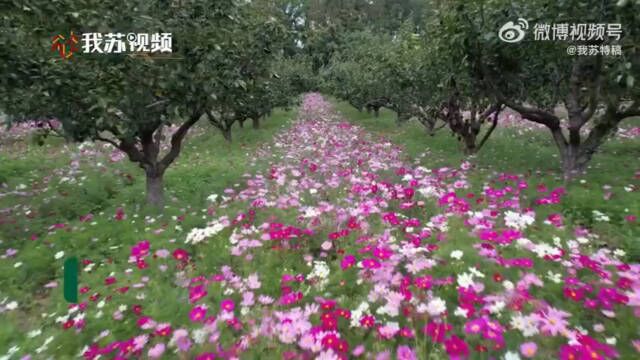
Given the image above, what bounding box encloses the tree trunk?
[252,117,260,129]
[396,111,404,127]
[462,134,477,155]
[222,128,232,142]
[145,172,164,208]
[238,119,245,128]
[560,147,590,181]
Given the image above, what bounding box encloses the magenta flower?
[220,298,235,312]
[444,335,469,359]
[464,318,486,334]
[341,254,356,269]
[189,305,207,322]
[361,258,381,269]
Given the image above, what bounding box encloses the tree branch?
[477,104,503,151]
[499,98,562,129]
[95,135,120,149]
[159,108,202,170]
[616,101,640,119]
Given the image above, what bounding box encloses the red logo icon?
[51,32,79,59]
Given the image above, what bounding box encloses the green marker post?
[63,257,78,303]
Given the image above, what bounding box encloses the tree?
[203,1,289,141]
[322,31,397,114]
[0,0,284,206]
[437,0,639,178]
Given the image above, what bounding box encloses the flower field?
[1,94,639,359]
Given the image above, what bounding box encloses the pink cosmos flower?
[175,334,192,352]
[374,350,391,360]
[396,345,417,360]
[147,343,165,358]
[520,342,537,358]
[538,307,570,336]
[155,249,170,258]
[246,273,261,289]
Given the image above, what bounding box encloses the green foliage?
[434,0,639,108]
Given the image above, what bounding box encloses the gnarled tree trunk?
[97,109,202,209]
[145,169,165,208]
[222,128,232,142]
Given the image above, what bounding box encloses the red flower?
[132,304,142,315]
[360,315,375,328]
[172,248,189,262]
[63,319,75,329]
[114,207,126,221]
[563,287,585,302]
[155,324,172,336]
[321,300,336,311]
[336,340,349,353]
[321,333,340,350]
[336,308,351,319]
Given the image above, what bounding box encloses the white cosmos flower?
[457,273,475,288]
[27,329,42,338]
[468,267,485,278]
[450,250,463,260]
[426,297,446,316]
[504,211,535,230]
[454,307,469,318]
[504,351,521,360]
[489,300,506,314]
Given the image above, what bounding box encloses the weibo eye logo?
[498,18,529,43]
[51,31,79,59]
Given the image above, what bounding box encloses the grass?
[0,108,295,353]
